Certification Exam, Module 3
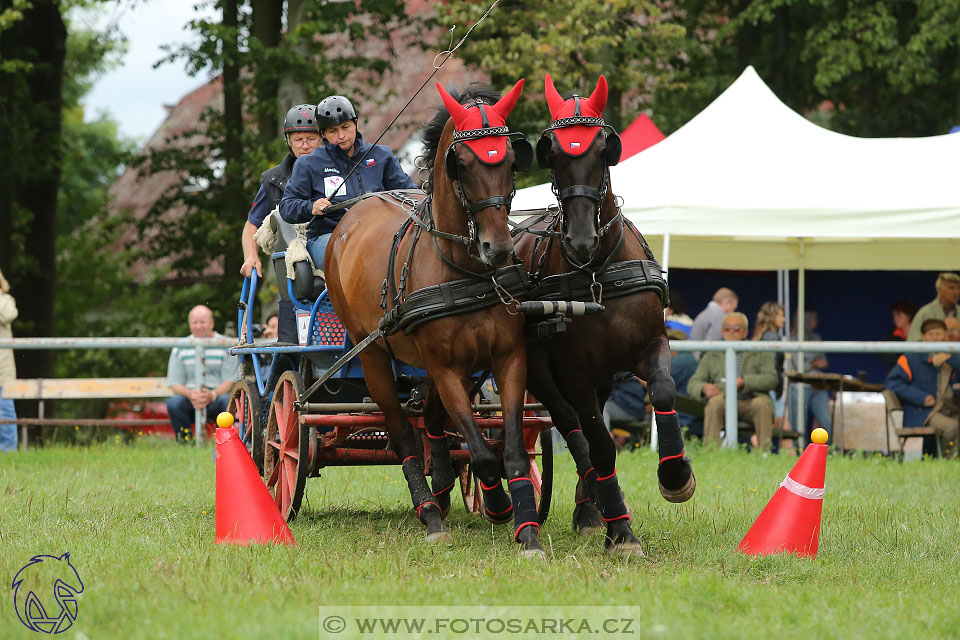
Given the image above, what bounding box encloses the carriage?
[226,223,554,525]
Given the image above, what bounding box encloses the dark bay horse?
[516,74,696,555]
[325,81,547,554]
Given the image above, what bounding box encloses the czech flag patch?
[488,149,498,157]
[570,141,581,149]
[365,158,376,167]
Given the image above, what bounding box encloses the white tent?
[512,66,960,271]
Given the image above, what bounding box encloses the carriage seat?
[262,211,325,302]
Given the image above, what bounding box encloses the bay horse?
[325,80,547,554]
[515,74,696,555]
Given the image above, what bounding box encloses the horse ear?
[436,82,468,129]
[491,78,525,122]
[544,73,565,117]
[605,132,622,166]
[444,145,459,179]
[512,138,533,172]
[536,135,553,169]
[588,75,609,116]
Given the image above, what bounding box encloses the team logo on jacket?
[323,167,338,173]
[365,158,376,167]
[324,175,345,198]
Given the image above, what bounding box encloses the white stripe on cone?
[779,474,824,500]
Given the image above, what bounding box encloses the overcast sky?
[78,0,215,143]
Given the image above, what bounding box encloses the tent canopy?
[512,66,960,270]
[619,113,665,159]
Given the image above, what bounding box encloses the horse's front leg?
[525,341,602,536]
[429,368,515,529]
[495,346,545,558]
[637,335,696,503]
[357,347,449,543]
[422,387,456,519]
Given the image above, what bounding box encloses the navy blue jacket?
[278,132,416,238]
[885,352,960,425]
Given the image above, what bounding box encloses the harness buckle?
[492,273,522,316]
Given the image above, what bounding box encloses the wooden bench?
[1,377,176,450]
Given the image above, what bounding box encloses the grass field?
[1,439,958,639]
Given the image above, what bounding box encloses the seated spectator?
[667,328,701,436]
[664,292,694,338]
[885,318,960,458]
[690,288,738,354]
[166,305,239,443]
[687,312,778,449]
[262,310,279,340]
[907,273,959,341]
[788,308,832,444]
[945,317,960,343]
[603,374,647,451]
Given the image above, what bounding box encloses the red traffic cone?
[738,428,829,558]
[214,413,296,545]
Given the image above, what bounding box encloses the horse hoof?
[426,528,452,544]
[520,548,546,561]
[606,541,644,557]
[659,472,696,504]
[572,502,604,536]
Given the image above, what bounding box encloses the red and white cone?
[738,428,829,558]
[214,412,296,546]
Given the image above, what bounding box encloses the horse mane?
[418,83,504,194]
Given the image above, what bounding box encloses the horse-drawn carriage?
[227,264,555,525]
[225,74,688,556]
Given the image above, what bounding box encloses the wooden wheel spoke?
[266,460,280,487]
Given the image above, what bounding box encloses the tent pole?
[650,233,670,451]
[796,242,806,445]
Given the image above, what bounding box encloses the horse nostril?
[481,242,495,257]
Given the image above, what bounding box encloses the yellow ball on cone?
[216,412,235,429]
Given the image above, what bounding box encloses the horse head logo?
[12,552,84,634]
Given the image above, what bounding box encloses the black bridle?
[439,98,533,250]
[536,112,623,270]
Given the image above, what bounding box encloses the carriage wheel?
[457,427,553,524]
[228,379,263,475]
[263,370,309,522]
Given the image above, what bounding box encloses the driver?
[278,95,417,270]
[241,103,323,345]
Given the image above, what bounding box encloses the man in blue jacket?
[278,95,417,269]
[885,318,960,457]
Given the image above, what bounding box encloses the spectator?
[789,308,832,445]
[888,299,918,341]
[166,305,239,443]
[664,292,694,338]
[753,302,791,452]
[667,328,701,436]
[687,312,778,449]
[603,374,647,451]
[907,273,959,341]
[263,310,279,341]
[885,319,960,458]
[690,288,738,344]
[0,267,18,453]
[945,317,960,343]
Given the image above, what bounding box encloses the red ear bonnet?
[436,79,525,165]
[544,73,608,157]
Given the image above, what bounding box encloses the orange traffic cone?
[738,428,829,558]
[214,412,296,546]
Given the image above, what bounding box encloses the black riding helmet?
[316,95,358,131]
[283,104,319,134]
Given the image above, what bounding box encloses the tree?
[0,0,68,384]
[133,0,414,327]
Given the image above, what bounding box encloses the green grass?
[1,440,958,639]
